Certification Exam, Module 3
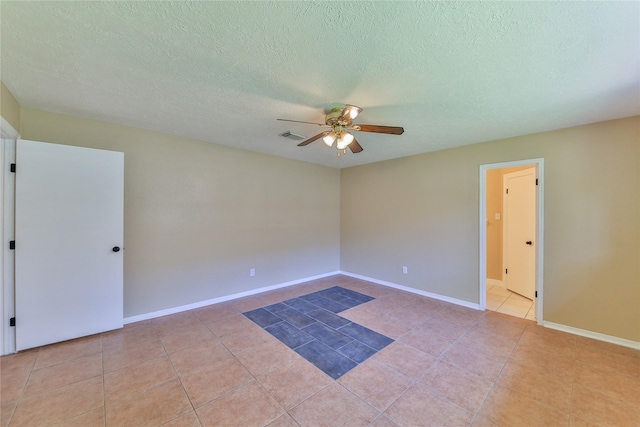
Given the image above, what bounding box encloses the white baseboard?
[339,271,481,310]
[486,278,504,288]
[543,321,640,350]
[122,270,638,352]
[123,271,341,324]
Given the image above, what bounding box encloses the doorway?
[479,159,544,324]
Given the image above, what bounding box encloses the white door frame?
[479,158,544,324]
[1,115,20,355]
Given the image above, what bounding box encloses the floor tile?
[472,314,527,340]
[570,384,640,426]
[192,303,238,324]
[10,376,103,427]
[180,357,254,408]
[471,415,500,427]
[369,414,400,427]
[49,407,104,427]
[196,381,284,427]
[234,339,300,378]
[103,337,167,372]
[295,340,358,379]
[33,335,102,369]
[102,323,159,351]
[1,401,16,427]
[282,297,319,313]
[421,360,494,413]
[106,378,191,426]
[302,322,354,349]
[259,357,333,409]
[265,321,315,349]
[104,355,176,403]
[4,275,637,427]
[306,308,351,329]
[160,323,217,353]
[338,340,378,363]
[338,359,413,411]
[266,413,300,427]
[478,384,569,427]
[338,322,394,351]
[308,296,350,313]
[573,359,640,406]
[1,350,38,376]
[169,338,234,376]
[358,313,414,339]
[397,326,455,357]
[372,341,437,380]
[289,382,379,426]
[160,411,202,427]
[1,367,32,403]
[274,308,316,328]
[497,359,573,412]
[442,341,507,381]
[263,302,290,313]
[457,327,518,357]
[437,305,485,327]
[418,315,471,340]
[219,323,276,354]
[204,313,256,337]
[243,308,284,328]
[384,384,474,426]
[154,312,201,336]
[23,353,102,396]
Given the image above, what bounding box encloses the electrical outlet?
[250,268,255,277]
[402,266,408,274]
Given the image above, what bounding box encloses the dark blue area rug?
[243,286,393,379]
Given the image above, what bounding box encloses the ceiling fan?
[277,104,404,156]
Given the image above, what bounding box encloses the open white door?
[503,168,536,300]
[15,139,123,351]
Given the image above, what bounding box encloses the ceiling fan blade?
[354,124,404,135]
[297,132,328,146]
[348,138,364,153]
[277,118,327,126]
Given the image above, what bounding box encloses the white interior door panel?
[15,139,123,351]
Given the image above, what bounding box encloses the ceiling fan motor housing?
[325,107,353,127]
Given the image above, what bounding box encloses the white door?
[503,168,536,300]
[15,139,123,351]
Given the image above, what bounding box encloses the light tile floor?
[1,275,638,426]
[486,284,536,321]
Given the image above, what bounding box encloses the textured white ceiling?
[1,1,639,168]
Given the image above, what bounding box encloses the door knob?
[112,246,121,252]
[525,241,533,245]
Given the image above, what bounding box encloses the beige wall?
[1,81,21,133]
[341,116,640,341]
[20,108,340,317]
[486,166,536,281]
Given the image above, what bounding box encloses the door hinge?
[10,163,16,173]
[536,178,538,185]
[506,188,508,194]
[9,317,15,327]
[505,268,508,274]
[535,291,538,298]
[9,241,15,250]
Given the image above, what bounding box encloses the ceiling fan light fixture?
[344,105,362,120]
[336,132,354,150]
[323,132,337,147]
